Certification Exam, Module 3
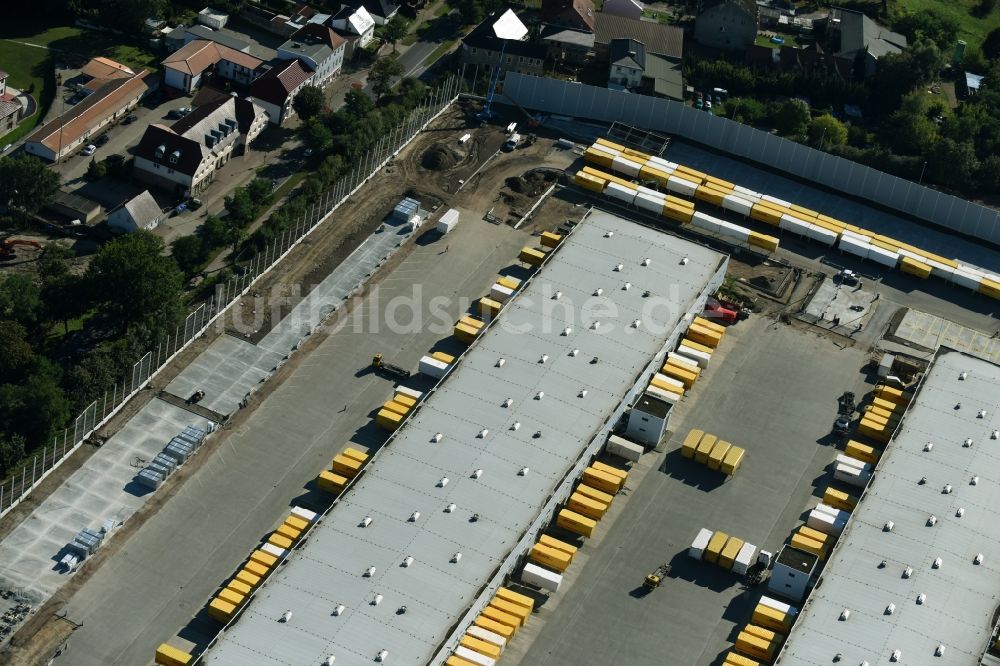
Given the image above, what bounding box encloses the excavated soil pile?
[422,145,465,170]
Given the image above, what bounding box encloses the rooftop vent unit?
[478,428,488,438]
[432,432,442,443]
[326,656,336,665]
[511,422,520,431]
[280,610,293,623]
[978,409,986,418]
[918,476,927,485]
[376,650,388,662]
[471,469,483,479]
[613,263,623,272]
[205,134,217,148]
[935,645,945,657]
[579,389,587,398]
[535,391,544,400]
[992,430,999,440]
[964,438,973,447]
[923,443,933,452]
[632,319,641,328]
[959,371,968,380]
[975,553,984,565]
[902,566,912,578]
[916,593,926,604]
[451,552,462,563]
[332,604,345,616]
[569,348,579,356]
[402,556,414,567]
[593,288,603,296]
[591,322,600,330]
[539,354,548,364]
[604,231,613,238]
[503,398,513,408]
[839,609,850,621]
[364,566,376,577]
[211,128,222,140]
[883,521,894,532]
[496,358,506,367]
[956,507,965,517]
[885,603,895,615]
[680,256,689,265]
[169,149,181,164]
[444,504,456,513]
[372,594,383,606]
[552,291,562,300]
[225,117,237,128]
[519,466,529,476]
[360,516,372,527]
[623,282,631,290]
[641,257,651,266]
[891,649,901,662]
[408,511,420,522]
[971,475,980,485]
[437,477,448,487]
[932,557,942,569]
[926,515,937,526]
[942,484,952,494]
[562,327,572,336]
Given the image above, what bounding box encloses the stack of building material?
[733,624,782,663]
[751,596,797,634]
[833,453,873,487]
[790,525,830,560]
[455,315,485,344]
[676,337,713,368]
[155,644,193,666]
[606,433,644,462]
[681,428,745,476]
[686,318,724,349]
[806,502,850,536]
[437,208,460,235]
[694,528,758,574]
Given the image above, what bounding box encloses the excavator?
[0,239,43,260]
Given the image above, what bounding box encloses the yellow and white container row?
[574,165,780,253]
[856,383,911,445]
[155,643,193,666]
[204,505,319,625]
[317,446,371,494]
[518,231,563,268]
[680,428,745,476]
[555,461,628,540]
[645,317,725,406]
[446,588,536,666]
[453,275,524,345]
[584,138,1000,299]
[689,528,758,575]
[722,596,799,666]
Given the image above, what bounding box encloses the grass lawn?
[754,33,800,48]
[0,39,55,146]
[893,0,1000,49]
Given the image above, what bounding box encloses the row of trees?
[0,230,187,476]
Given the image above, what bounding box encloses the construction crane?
[0,239,43,259]
[480,10,529,120]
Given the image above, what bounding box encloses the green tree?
[0,433,26,477]
[369,55,405,102]
[725,97,768,125]
[978,155,1000,192]
[382,15,409,52]
[892,9,959,50]
[0,274,43,333]
[246,178,274,207]
[927,138,979,188]
[86,157,107,180]
[224,187,257,227]
[85,231,184,340]
[343,89,376,118]
[0,321,34,384]
[18,358,70,445]
[301,116,334,154]
[171,234,207,276]
[773,99,810,137]
[292,85,326,122]
[984,27,1000,61]
[0,154,61,217]
[37,243,73,281]
[395,77,426,109]
[808,114,848,149]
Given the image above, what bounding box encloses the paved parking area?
[0,400,211,603]
[802,277,877,332]
[508,315,870,666]
[50,216,533,666]
[889,308,1000,363]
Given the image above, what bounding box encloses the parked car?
[188,197,202,210]
[1,144,11,153]
[96,134,109,146]
[168,107,192,119]
[123,113,138,124]
[81,144,97,156]
[704,100,713,111]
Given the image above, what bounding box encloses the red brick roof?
[163,40,263,76]
[248,59,315,106]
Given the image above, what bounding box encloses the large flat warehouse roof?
[780,347,1000,665]
[203,211,727,665]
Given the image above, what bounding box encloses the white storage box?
[291,506,318,523]
[689,527,713,559]
[612,155,643,177]
[779,213,810,234]
[734,184,761,199]
[805,223,837,246]
[667,351,699,370]
[675,345,711,369]
[605,181,637,205]
[732,541,758,575]
[716,220,751,242]
[467,625,506,651]
[722,194,754,216]
[690,211,721,234]
[807,508,848,535]
[490,284,514,303]
[762,194,792,208]
[666,175,698,196]
[653,372,685,389]
[951,266,984,290]
[437,208,459,234]
[635,192,667,214]
[834,462,871,488]
[838,235,870,259]
[394,386,423,401]
[455,646,496,666]
[523,562,562,591]
[867,244,899,268]
[835,454,870,472]
[607,433,644,462]
[760,595,798,617]
[419,355,449,379]
[644,385,680,405]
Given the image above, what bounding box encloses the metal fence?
[502,73,1000,246]
[0,76,462,519]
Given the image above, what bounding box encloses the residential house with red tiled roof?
[248,59,316,125]
[0,70,21,134]
[162,39,264,93]
[23,71,150,161]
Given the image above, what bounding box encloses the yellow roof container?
[478,297,502,317]
[751,604,790,633]
[342,446,370,462]
[497,275,521,290]
[276,523,301,542]
[582,166,636,189]
[750,203,783,225]
[704,174,736,191]
[489,599,530,624]
[249,549,278,569]
[583,147,615,169]
[673,164,708,183]
[431,351,455,365]
[217,587,245,607]
[872,396,900,413]
[666,194,695,210]
[382,400,410,416]
[519,247,546,267]
[539,534,578,558]
[332,453,363,477]
[650,375,684,396]
[575,483,614,505]
[823,486,857,511]
[460,635,502,659]
[459,315,484,329]
[721,446,745,475]
[662,362,698,389]
[748,231,779,252]
[686,324,722,348]
[581,467,622,493]
[734,631,776,660]
[639,165,671,185]
[474,615,516,639]
[557,508,597,537]
[798,525,830,545]
[235,568,262,589]
[680,338,714,354]
[445,655,481,666]
[480,606,521,631]
[693,316,726,335]
[375,408,404,431]
[156,644,193,666]
[540,231,562,248]
[980,278,1000,299]
[681,429,704,459]
[568,492,609,520]
[267,533,293,550]
[622,146,651,161]
[695,185,727,206]
[719,536,745,570]
[694,433,718,464]
[663,202,694,223]
[243,560,270,578]
[496,587,536,611]
[876,385,911,404]
[707,440,732,471]
[592,461,627,480]
[704,531,728,564]
[226,579,253,597]
[317,469,349,493]
[789,203,819,219]
[900,256,932,279]
[791,533,826,560]
[725,651,762,666]
[845,440,878,464]
[208,598,236,623]
[745,624,777,644]
[595,137,626,152]
[530,542,573,572]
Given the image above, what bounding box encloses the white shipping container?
[607,433,644,462]
[646,156,677,171]
[523,562,562,591]
[666,175,698,196]
[762,194,792,208]
[675,345,711,369]
[644,385,680,405]
[833,463,871,488]
[814,502,848,519]
[838,236,870,259]
[653,372,685,389]
[394,386,423,401]
[732,542,758,575]
[262,543,288,559]
[951,266,984,290]
[605,181,637,205]
[689,528,713,559]
[925,259,955,280]
[835,454,870,472]
[635,192,667,214]
[490,284,515,303]
[807,508,846,535]
[760,595,798,617]
[734,184,760,198]
[867,244,899,268]
[437,208,459,234]
[291,506,318,523]
[636,185,662,198]
[612,155,643,176]
[690,211,722,234]
[805,223,838,246]
[840,229,871,242]
[455,646,496,666]
[419,356,449,379]
[667,351,699,370]
[722,194,754,216]
[779,213,811,234]
[716,220,751,242]
[467,626,507,651]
